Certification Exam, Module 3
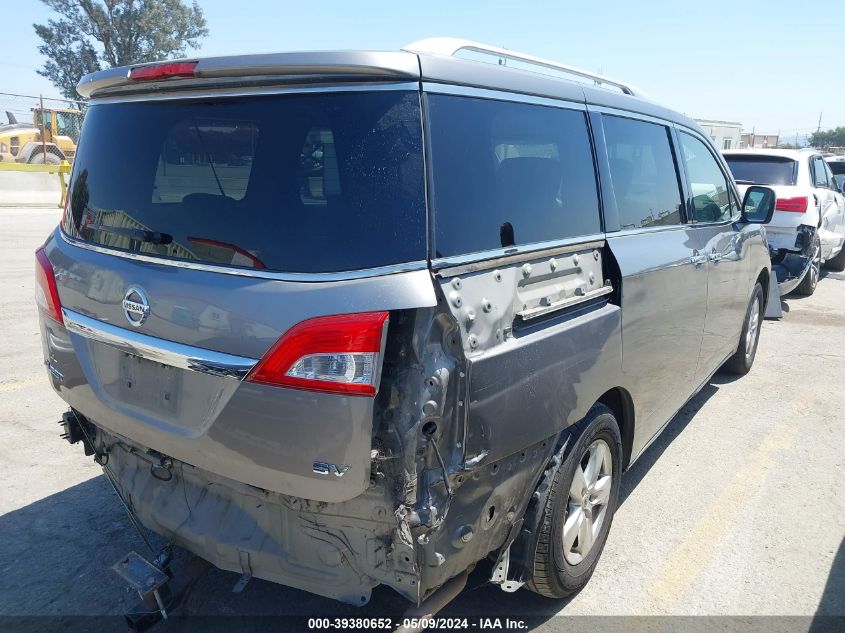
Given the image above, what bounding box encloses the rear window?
[426,95,600,259]
[724,155,797,186]
[64,91,425,273]
[828,160,845,175]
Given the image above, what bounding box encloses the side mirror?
[741,186,776,224]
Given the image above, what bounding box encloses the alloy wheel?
[745,296,761,358]
[563,439,613,565]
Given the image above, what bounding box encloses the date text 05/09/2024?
[307,617,529,630]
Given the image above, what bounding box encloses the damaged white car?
[724,149,845,294]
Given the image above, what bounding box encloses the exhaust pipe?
[394,569,470,633]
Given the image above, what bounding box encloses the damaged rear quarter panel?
[398,245,624,599]
[466,303,622,463]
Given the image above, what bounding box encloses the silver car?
[36,38,776,616]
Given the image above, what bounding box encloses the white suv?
[724,149,845,293]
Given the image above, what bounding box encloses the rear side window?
[602,115,684,230]
[426,95,600,258]
[64,91,425,273]
[829,161,845,176]
[829,161,845,190]
[812,156,831,188]
[723,155,797,186]
[678,132,737,223]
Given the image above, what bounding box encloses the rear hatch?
[724,153,810,227]
[42,88,435,502]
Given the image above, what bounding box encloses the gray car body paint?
[37,46,772,607]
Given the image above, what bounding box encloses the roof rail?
[403,37,638,97]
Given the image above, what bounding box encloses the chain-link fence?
[0,92,86,164]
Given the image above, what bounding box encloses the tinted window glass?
[679,132,737,223]
[828,161,845,176]
[153,118,257,202]
[813,157,830,187]
[427,95,600,258]
[724,155,797,186]
[64,91,425,273]
[602,115,683,229]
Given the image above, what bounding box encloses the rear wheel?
[722,283,763,375]
[525,405,622,598]
[824,245,845,272]
[794,236,821,296]
[28,151,61,165]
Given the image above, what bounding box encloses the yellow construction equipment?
[0,103,82,165]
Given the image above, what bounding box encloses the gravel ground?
[0,207,842,631]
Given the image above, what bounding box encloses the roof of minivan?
[76,44,702,133]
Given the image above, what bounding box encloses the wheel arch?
[755,268,770,311]
[596,387,635,471]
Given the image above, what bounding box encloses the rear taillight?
[246,312,389,396]
[775,196,808,213]
[129,61,198,82]
[35,247,63,324]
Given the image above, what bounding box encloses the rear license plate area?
[117,353,181,413]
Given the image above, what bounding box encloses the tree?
[810,127,845,150]
[34,0,208,99]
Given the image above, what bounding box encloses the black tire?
[824,246,845,272]
[794,236,821,296]
[525,404,622,598]
[722,283,764,375]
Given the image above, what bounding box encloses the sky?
[2,0,842,137]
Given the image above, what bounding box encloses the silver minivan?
[36,39,776,616]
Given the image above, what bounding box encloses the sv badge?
[313,461,351,477]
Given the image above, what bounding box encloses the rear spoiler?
[77,50,421,99]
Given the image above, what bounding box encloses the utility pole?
[817,112,823,133]
[39,94,46,161]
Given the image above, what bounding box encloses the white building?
[695,119,742,151]
[740,132,779,149]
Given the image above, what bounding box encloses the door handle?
[708,251,723,262]
[689,253,707,266]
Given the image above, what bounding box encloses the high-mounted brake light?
[129,61,198,82]
[246,312,389,397]
[35,247,63,324]
[775,196,808,213]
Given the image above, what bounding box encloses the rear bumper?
[39,311,380,503]
[98,427,420,606]
[766,224,809,253]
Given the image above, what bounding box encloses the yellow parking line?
[636,422,798,612]
[0,375,45,393]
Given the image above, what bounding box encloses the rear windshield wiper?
[734,179,756,185]
[89,224,173,245]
